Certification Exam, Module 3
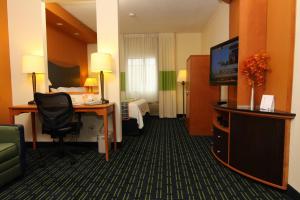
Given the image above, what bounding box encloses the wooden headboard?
[48,61,81,88]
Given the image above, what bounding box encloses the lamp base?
[28,100,35,105]
[101,99,109,104]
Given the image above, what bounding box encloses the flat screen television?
[210,37,239,85]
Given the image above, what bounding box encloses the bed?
[48,61,90,98]
[121,99,150,135]
[128,99,150,129]
[48,61,82,89]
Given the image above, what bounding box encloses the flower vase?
[250,83,255,110]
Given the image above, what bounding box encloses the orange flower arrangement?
[241,52,270,87]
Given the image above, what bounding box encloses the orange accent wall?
[46,24,88,85]
[237,0,268,106]
[233,0,295,111]
[229,0,239,38]
[264,0,296,111]
[0,0,13,123]
[228,0,239,104]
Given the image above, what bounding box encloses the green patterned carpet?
[0,117,292,200]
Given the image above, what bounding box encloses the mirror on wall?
[45,0,97,92]
[45,0,102,141]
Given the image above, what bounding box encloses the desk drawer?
[213,127,228,163]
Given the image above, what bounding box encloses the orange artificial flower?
[241,52,270,87]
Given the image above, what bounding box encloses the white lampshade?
[84,77,98,87]
[177,69,187,82]
[90,52,113,73]
[22,55,45,73]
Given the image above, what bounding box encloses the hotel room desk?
[9,103,116,161]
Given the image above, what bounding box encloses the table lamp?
[90,52,112,104]
[177,69,187,116]
[84,77,98,92]
[22,55,45,104]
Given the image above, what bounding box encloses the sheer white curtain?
[158,33,177,118]
[122,34,158,102]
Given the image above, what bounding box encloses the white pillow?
[50,88,58,92]
[56,87,86,92]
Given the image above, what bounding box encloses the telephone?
[83,94,102,105]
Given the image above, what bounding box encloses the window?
[126,57,158,102]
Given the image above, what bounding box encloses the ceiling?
[46,3,97,43]
[119,0,220,33]
[47,0,221,33]
[54,0,97,32]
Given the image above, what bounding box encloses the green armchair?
[0,125,26,187]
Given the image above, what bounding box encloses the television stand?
[212,104,295,190]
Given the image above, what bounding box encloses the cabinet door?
[213,127,228,163]
[187,56,219,135]
[230,113,285,185]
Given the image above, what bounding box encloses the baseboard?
[148,114,159,117]
[25,141,123,149]
[287,184,300,200]
[177,114,186,118]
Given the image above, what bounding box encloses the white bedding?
[128,99,150,129]
[69,94,150,129]
[50,87,87,93]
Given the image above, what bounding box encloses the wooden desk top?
[10,103,114,110]
[9,103,115,116]
[9,103,116,161]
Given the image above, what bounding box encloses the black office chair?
[34,92,81,164]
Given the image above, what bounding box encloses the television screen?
[210,37,239,85]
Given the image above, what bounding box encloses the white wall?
[7,0,119,143]
[289,0,300,192]
[175,33,202,114]
[7,0,49,141]
[174,2,229,114]
[201,2,230,101]
[87,43,97,76]
[96,0,122,142]
[201,2,230,55]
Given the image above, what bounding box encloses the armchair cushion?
[0,143,18,163]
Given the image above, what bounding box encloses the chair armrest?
[0,125,26,170]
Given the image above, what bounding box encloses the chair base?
[37,137,77,166]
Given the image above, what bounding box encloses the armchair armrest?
[0,125,26,170]
[0,125,24,143]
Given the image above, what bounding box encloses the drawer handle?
[217,150,221,154]
[217,135,221,139]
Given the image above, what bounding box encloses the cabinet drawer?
[213,127,228,163]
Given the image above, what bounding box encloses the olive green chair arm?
[0,125,26,170]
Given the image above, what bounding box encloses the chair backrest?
[34,92,74,131]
